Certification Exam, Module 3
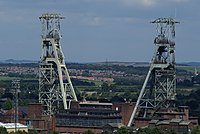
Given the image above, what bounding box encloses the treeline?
[1,125,200,134]
[114,77,144,85]
[0,127,58,134]
[177,88,200,122]
[71,78,95,86]
[84,127,200,134]
[68,63,149,75]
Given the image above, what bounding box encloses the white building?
[0,122,28,133]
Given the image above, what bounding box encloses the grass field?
[0,76,21,81]
[0,76,37,81]
[177,66,200,72]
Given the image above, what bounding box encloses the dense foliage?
[1,127,200,134]
[71,78,95,86]
[84,127,200,134]
[177,88,200,123]
[68,63,149,75]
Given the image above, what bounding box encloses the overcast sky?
[0,0,199,62]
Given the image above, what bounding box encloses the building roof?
[19,106,28,115]
[56,113,121,119]
[104,123,124,128]
[178,106,189,109]
[0,122,27,129]
[156,120,170,125]
[170,118,182,123]
[179,121,191,126]
[63,109,119,114]
[149,120,159,124]
[189,116,199,120]
[154,119,192,126]
[79,101,112,106]
[156,112,185,115]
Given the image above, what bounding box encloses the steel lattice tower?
[128,18,179,127]
[11,80,20,132]
[39,13,77,116]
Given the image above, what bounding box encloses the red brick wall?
[157,124,170,129]
[112,102,135,125]
[134,118,151,128]
[189,117,198,127]
[70,101,80,109]
[179,106,189,120]
[28,103,42,118]
[1,108,25,124]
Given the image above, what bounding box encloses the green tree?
[9,131,26,134]
[101,82,109,92]
[27,130,38,134]
[101,131,112,134]
[83,130,95,134]
[191,126,200,134]
[166,129,179,134]
[114,127,131,134]
[50,131,59,134]
[135,128,179,134]
[0,127,8,134]
[2,98,12,110]
[82,70,90,76]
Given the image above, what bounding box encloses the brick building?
[1,101,195,133]
[112,102,135,125]
[55,101,129,133]
[0,107,27,124]
[132,106,198,133]
[25,101,134,134]
[25,103,54,133]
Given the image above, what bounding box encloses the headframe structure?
[39,13,77,116]
[128,18,179,127]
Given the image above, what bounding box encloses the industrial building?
[0,14,198,134]
[133,106,198,132]
[127,18,199,133]
[24,101,135,133]
[0,122,28,133]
